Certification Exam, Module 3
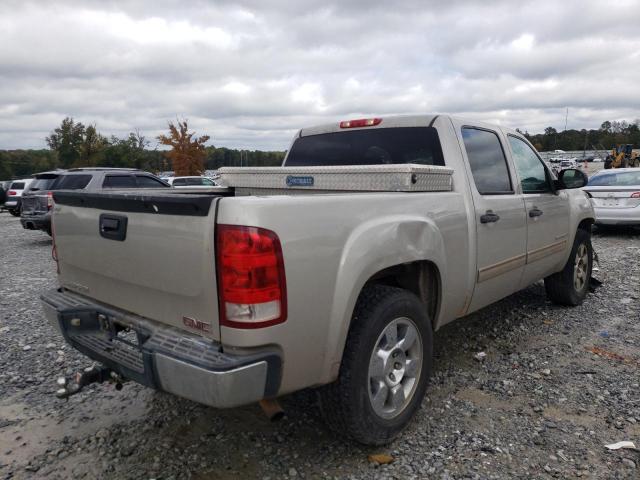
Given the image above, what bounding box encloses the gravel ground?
[1,211,639,479]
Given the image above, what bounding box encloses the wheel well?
[577,218,594,233]
[365,261,440,329]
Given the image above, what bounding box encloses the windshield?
[285,127,445,167]
[588,171,640,186]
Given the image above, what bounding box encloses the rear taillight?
[216,225,287,329]
[339,117,382,128]
[8,190,16,196]
[631,192,640,198]
[47,191,54,210]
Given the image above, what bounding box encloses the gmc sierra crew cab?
[42,115,595,445]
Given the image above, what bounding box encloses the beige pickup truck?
[42,115,595,445]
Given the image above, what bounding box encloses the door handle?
[480,211,500,223]
[99,214,128,241]
[101,218,120,232]
[529,208,544,218]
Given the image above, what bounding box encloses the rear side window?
[135,175,168,188]
[462,128,512,194]
[10,182,25,189]
[103,175,136,188]
[53,174,92,190]
[285,127,445,167]
[172,178,188,186]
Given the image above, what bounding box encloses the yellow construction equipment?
[604,144,639,169]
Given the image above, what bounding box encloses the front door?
[506,134,570,287]
[455,125,528,312]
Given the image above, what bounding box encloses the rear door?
[506,135,570,287]
[453,122,528,312]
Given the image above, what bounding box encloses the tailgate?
[52,191,222,341]
[21,194,46,214]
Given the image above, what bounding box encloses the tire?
[544,229,592,306]
[9,209,20,217]
[319,284,433,445]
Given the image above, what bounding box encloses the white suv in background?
[4,178,33,216]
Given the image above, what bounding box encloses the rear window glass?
[10,182,25,189]
[135,175,169,188]
[588,171,640,186]
[285,127,445,167]
[53,174,92,190]
[28,177,58,191]
[103,175,136,188]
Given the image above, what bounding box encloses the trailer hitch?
[55,364,125,400]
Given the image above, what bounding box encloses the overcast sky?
[1,0,638,150]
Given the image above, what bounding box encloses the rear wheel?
[544,229,592,306]
[319,284,433,445]
[9,208,20,217]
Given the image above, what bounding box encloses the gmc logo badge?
[182,316,211,333]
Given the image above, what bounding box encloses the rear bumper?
[593,207,640,225]
[41,288,282,408]
[20,212,51,230]
[4,199,19,208]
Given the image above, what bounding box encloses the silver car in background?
[584,168,640,225]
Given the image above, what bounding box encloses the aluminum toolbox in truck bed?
[217,164,453,193]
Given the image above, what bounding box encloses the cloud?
[0,0,638,150]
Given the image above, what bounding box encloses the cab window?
[508,136,550,193]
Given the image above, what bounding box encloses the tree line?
[0,117,285,179]
[523,120,640,153]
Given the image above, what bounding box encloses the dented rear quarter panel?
[217,189,471,393]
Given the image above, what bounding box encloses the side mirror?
[557,168,587,189]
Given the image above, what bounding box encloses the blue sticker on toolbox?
[286,176,314,187]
